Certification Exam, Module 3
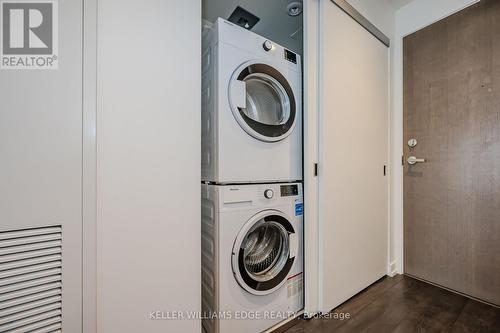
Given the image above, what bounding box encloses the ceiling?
[386,0,414,10]
[202,0,303,54]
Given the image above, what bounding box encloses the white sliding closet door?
[318,1,389,312]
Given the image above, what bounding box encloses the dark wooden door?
[404,0,500,306]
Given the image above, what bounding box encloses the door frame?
[303,0,320,316]
[83,0,98,332]
[391,0,479,276]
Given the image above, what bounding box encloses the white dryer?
[202,18,302,183]
[201,183,304,333]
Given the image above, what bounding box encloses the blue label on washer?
[295,203,303,216]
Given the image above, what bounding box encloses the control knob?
[264,189,274,199]
[263,40,273,51]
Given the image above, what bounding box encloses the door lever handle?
[407,156,426,165]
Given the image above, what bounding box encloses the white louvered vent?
[0,226,62,333]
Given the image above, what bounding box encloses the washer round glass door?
[229,62,297,142]
[232,210,297,295]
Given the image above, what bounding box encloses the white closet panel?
[0,0,83,330]
[97,0,201,332]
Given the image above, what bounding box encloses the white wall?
[390,0,479,274]
[97,1,201,332]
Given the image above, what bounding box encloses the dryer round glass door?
[229,63,297,142]
[232,210,297,295]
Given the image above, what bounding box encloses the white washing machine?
[201,183,304,333]
[202,18,302,183]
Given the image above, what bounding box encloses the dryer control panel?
[284,49,297,64]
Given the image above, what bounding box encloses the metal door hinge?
[314,163,318,176]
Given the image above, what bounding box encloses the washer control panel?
[280,184,299,197]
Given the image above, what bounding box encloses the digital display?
[280,184,298,197]
[284,49,297,64]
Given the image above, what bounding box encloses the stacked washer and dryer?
[201,18,304,333]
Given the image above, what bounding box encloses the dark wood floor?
[284,275,500,333]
